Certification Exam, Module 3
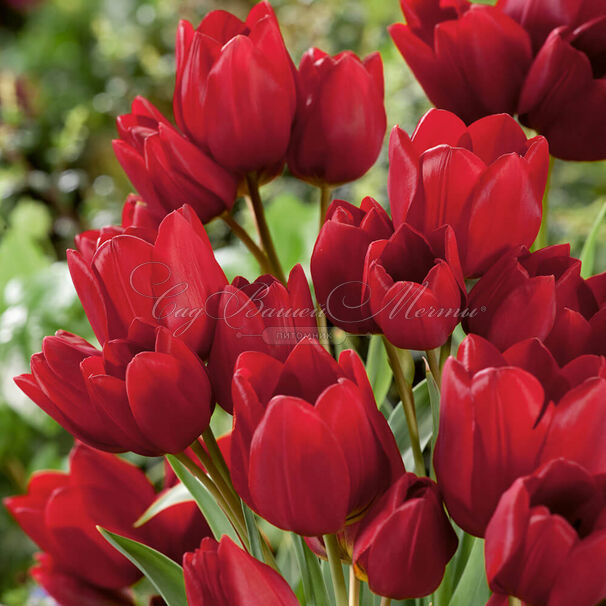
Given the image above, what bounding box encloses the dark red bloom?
[518,16,606,161]
[230,339,404,535]
[365,223,466,350]
[465,244,605,359]
[498,0,606,52]
[485,458,606,606]
[207,264,318,413]
[389,1,532,123]
[183,536,298,606]
[435,356,606,536]
[75,195,159,265]
[311,197,393,335]
[113,97,238,223]
[68,205,227,356]
[14,321,213,455]
[456,333,606,406]
[173,2,296,174]
[4,444,211,606]
[389,110,549,276]
[353,473,458,599]
[287,48,386,186]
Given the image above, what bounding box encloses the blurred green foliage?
[0,0,605,600]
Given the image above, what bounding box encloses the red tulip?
[173,2,296,174]
[207,264,318,413]
[287,48,386,186]
[353,473,458,599]
[388,110,549,276]
[311,197,393,335]
[365,223,466,350]
[389,1,532,123]
[183,536,298,606]
[435,355,606,536]
[75,195,159,265]
[518,15,606,160]
[67,204,227,356]
[434,358,552,536]
[113,97,238,223]
[456,333,606,405]
[485,458,606,606]
[230,339,404,535]
[498,0,606,52]
[4,443,211,605]
[14,321,213,455]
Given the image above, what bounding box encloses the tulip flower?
[435,355,606,536]
[4,443,211,606]
[173,2,296,174]
[287,48,386,186]
[353,473,458,599]
[518,16,606,161]
[311,197,393,335]
[67,204,227,356]
[366,223,466,351]
[207,264,318,413]
[498,0,606,52]
[183,536,298,606]
[14,320,213,455]
[456,333,606,405]
[389,1,532,123]
[75,195,159,265]
[388,110,549,277]
[230,339,404,536]
[485,458,606,606]
[113,97,239,223]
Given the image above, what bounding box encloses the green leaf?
[366,334,393,409]
[448,536,490,606]
[426,367,441,476]
[580,199,606,278]
[98,527,186,606]
[388,379,433,470]
[166,455,240,544]
[292,535,330,606]
[134,483,193,528]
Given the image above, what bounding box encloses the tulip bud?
[113,97,239,223]
[311,197,393,335]
[230,339,403,536]
[207,264,318,413]
[4,443,211,605]
[365,223,466,350]
[389,1,532,123]
[67,204,227,356]
[388,110,549,277]
[485,458,606,606]
[173,2,296,174]
[287,48,386,186]
[15,321,214,455]
[353,474,458,599]
[183,536,298,606]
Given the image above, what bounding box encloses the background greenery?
[0,0,604,602]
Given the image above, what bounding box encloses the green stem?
[323,534,348,606]
[379,598,392,606]
[508,597,522,606]
[426,347,442,390]
[533,155,555,251]
[246,173,286,283]
[349,566,360,606]
[221,212,272,274]
[382,337,426,477]
[319,184,332,230]
[202,427,231,487]
[174,452,249,549]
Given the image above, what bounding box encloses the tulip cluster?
[5,1,606,606]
